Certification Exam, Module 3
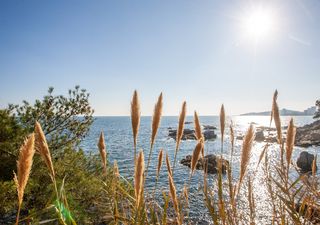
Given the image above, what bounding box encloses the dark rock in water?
[180,154,229,174]
[255,130,265,142]
[295,120,320,147]
[184,121,193,124]
[296,151,317,173]
[168,127,217,141]
[237,130,267,142]
[203,125,217,130]
[203,130,217,140]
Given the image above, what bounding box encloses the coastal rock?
[184,121,193,125]
[255,130,265,142]
[180,154,229,174]
[237,130,267,142]
[168,127,217,141]
[296,151,317,173]
[295,120,320,147]
[203,125,217,130]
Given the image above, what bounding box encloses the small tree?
[314,99,320,119]
[0,86,94,181]
[9,85,94,153]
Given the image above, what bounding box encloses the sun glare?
[242,8,276,41]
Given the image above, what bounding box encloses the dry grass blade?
[191,140,204,175]
[14,133,35,225]
[220,104,225,145]
[176,101,187,151]
[194,111,202,140]
[131,90,141,161]
[285,118,296,166]
[157,149,164,178]
[98,131,107,175]
[166,152,172,177]
[168,173,180,224]
[272,90,282,144]
[134,151,144,208]
[34,121,55,178]
[239,124,255,189]
[151,93,163,149]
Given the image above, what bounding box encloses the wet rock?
[295,120,320,147]
[203,130,217,140]
[203,125,217,130]
[168,127,217,141]
[255,130,265,142]
[180,154,229,174]
[296,151,317,173]
[184,121,193,124]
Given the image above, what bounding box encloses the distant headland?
[240,106,316,116]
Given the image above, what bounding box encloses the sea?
[80,116,319,224]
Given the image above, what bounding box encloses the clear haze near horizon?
[0,0,319,116]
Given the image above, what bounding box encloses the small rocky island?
[180,154,229,174]
[235,120,320,147]
[168,125,217,141]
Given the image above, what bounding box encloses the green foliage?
[9,85,94,153]
[314,99,320,119]
[0,109,28,180]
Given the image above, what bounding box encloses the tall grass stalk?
[172,101,186,175]
[98,131,107,176]
[146,93,163,176]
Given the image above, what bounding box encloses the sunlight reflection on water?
[81,115,318,224]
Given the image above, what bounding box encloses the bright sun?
[242,8,275,41]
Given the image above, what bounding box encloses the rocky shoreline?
[235,120,320,147]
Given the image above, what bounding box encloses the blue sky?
[0,0,319,116]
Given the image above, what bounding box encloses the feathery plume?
[176,101,187,151]
[194,111,202,140]
[271,90,282,144]
[157,149,164,178]
[131,90,140,162]
[34,121,55,178]
[220,104,226,146]
[150,93,163,149]
[134,151,144,208]
[166,152,172,177]
[173,101,187,174]
[239,124,255,188]
[285,118,296,166]
[98,131,107,175]
[191,140,204,175]
[270,90,278,125]
[14,133,35,225]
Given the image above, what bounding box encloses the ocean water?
[81,116,318,224]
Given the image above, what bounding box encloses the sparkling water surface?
[81,116,318,224]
